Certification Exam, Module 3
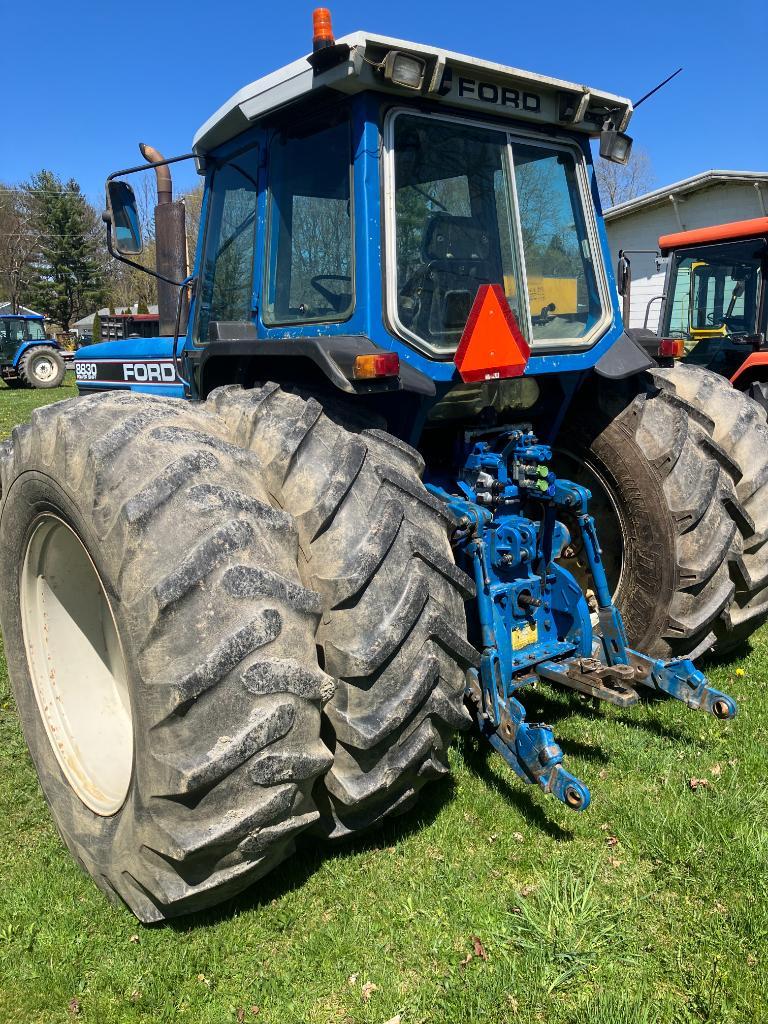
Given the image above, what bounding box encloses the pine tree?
[92,311,102,343]
[26,171,106,332]
[136,298,149,315]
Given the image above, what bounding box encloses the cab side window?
[194,147,259,344]
[264,115,353,325]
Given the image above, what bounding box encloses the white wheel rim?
[21,515,133,815]
[34,357,56,382]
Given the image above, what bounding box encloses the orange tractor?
[625,216,768,412]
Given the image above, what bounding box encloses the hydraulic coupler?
[427,425,737,811]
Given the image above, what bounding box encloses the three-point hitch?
[428,425,737,810]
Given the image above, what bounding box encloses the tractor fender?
[12,339,61,369]
[730,351,768,389]
[593,330,656,380]
[195,328,436,399]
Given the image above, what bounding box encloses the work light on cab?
[382,51,427,89]
[599,122,633,165]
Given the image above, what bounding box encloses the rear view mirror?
[616,252,630,296]
[106,180,143,255]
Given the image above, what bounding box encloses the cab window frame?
[382,107,612,358]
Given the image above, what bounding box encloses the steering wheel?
[310,274,352,311]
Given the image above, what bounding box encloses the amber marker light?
[313,8,335,50]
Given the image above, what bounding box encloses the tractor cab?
[92,18,645,430]
[0,313,47,359]
[657,219,767,379]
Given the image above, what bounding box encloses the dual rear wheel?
[2,365,767,921]
[0,388,472,920]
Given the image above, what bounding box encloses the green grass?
[1,380,767,1023]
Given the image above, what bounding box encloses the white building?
[604,170,768,332]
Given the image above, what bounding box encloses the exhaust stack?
[139,143,188,336]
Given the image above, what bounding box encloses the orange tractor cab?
[651,217,768,409]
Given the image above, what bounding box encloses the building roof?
[0,302,43,318]
[605,170,768,221]
[659,216,768,253]
[193,29,632,154]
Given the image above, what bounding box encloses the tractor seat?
[413,214,499,338]
[422,214,492,262]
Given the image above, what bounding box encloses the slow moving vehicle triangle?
[454,284,531,383]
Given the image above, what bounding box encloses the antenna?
[633,67,683,109]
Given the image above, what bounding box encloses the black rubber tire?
[557,364,768,659]
[210,384,477,839]
[0,392,333,921]
[746,381,768,418]
[17,346,66,389]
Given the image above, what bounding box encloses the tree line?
[0,171,203,334]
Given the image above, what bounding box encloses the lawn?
[1,378,766,1024]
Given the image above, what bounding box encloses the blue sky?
[4,0,766,205]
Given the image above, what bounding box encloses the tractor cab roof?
[659,216,768,254]
[193,29,633,155]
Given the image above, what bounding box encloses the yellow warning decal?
[511,623,538,650]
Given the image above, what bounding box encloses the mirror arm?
[106,152,197,184]
[104,151,198,284]
[104,218,187,286]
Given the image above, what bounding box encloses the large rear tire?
[211,385,477,838]
[556,364,768,659]
[0,392,332,921]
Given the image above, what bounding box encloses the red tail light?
[353,353,400,379]
[658,338,685,358]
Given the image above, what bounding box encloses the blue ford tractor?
[0,312,66,388]
[2,12,766,923]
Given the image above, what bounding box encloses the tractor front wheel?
[0,393,332,921]
[556,364,768,659]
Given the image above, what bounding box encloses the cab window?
[512,143,602,341]
[392,116,525,356]
[27,319,46,341]
[389,112,606,356]
[194,146,259,344]
[664,240,763,339]
[264,116,353,325]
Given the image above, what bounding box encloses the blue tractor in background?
[0,312,66,388]
[1,11,765,923]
